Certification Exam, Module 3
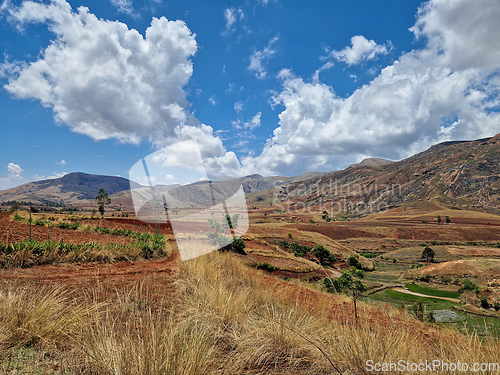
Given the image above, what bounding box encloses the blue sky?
[1,0,500,189]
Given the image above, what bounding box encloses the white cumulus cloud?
[3,0,197,146]
[240,0,500,176]
[411,0,500,71]
[0,163,25,190]
[3,0,240,177]
[332,35,388,66]
[7,162,23,176]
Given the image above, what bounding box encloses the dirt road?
[392,288,460,303]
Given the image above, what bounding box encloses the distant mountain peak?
[348,158,394,169]
[0,172,142,204]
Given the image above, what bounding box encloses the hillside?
[261,133,500,215]
[0,172,143,205]
[1,134,499,213]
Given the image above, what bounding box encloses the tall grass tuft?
[83,307,216,375]
[0,284,91,350]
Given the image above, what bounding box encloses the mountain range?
[1,133,499,214]
[264,133,500,215]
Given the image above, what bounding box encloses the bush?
[348,256,362,270]
[480,296,490,309]
[419,274,431,282]
[459,279,479,293]
[291,242,311,258]
[57,222,71,229]
[312,245,336,265]
[494,302,500,312]
[254,262,276,272]
[220,238,246,255]
[231,238,246,255]
[279,240,290,249]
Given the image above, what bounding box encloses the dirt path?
[392,288,460,303]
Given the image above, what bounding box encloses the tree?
[226,213,240,230]
[445,216,451,224]
[480,296,490,309]
[348,255,362,270]
[421,246,435,263]
[312,245,336,266]
[206,215,246,254]
[95,189,111,216]
[8,202,21,213]
[412,301,424,321]
[324,267,367,325]
[437,215,442,224]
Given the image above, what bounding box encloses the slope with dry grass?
[2,251,500,374]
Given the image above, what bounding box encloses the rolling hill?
[248,133,500,215]
[1,133,499,214]
[0,172,143,205]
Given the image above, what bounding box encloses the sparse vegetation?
[0,236,170,268]
[459,279,479,293]
[253,261,277,272]
[348,255,362,270]
[421,246,435,262]
[95,188,111,216]
[312,245,336,265]
[324,267,367,324]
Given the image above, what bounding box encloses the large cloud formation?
[4,0,195,144]
[243,0,500,175]
[3,0,240,177]
[3,0,500,179]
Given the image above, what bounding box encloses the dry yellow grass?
[1,252,500,374]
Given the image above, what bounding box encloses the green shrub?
[57,222,71,229]
[279,240,290,249]
[291,242,311,258]
[348,256,362,270]
[312,245,336,265]
[480,296,490,309]
[419,274,431,282]
[231,238,246,255]
[459,279,479,293]
[254,262,276,272]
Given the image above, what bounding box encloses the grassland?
[1,252,500,374]
[1,203,500,373]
